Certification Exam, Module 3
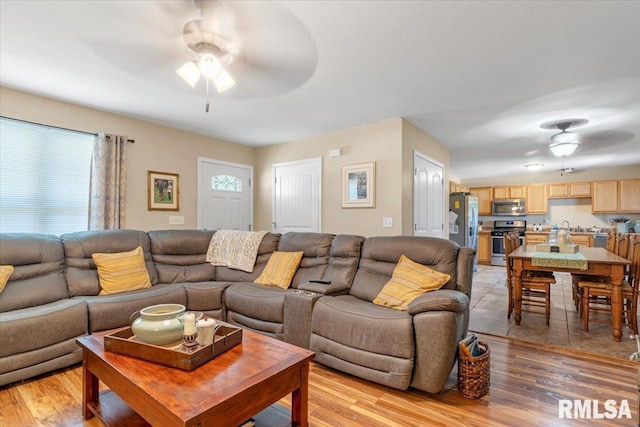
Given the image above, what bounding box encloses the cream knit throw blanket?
[206,230,269,273]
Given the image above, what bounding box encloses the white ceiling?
[1,0,639,180]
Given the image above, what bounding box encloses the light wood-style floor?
[1,333,637,426]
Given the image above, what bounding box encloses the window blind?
[0,117,94,235]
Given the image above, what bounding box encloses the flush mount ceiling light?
[177,20,237,112]
[549,122,579,157]
[525,163,544,171]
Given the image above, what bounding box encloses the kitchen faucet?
[561,220,570,231]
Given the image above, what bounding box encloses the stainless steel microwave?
[491,199,526,216]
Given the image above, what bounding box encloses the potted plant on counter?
[609,217,630,233]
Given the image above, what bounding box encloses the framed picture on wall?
[342,162,375,208]
[148,170,179,211]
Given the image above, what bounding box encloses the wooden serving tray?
[104,323,242,371]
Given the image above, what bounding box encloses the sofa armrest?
[407,289,469,315]
[297,282,349,296]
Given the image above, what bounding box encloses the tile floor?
[468,264,638,360]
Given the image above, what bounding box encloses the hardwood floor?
[1,333,637,426]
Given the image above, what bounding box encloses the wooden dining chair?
[579,234,640,334]
[573,233,631,315]
[504,231,555,325]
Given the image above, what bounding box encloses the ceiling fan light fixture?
[213,69,236,92]
[176,62,201,87]
[199,54,223,79]
[550,142,578,157]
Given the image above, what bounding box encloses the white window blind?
[0,117,94,235]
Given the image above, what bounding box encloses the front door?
[198,158,252,230]
[413,151,444,237]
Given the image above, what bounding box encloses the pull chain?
[206,79,210,113]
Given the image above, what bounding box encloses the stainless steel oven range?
[490,220,526,266]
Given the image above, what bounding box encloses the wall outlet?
[169,215,185,225]
[383,217,393,228]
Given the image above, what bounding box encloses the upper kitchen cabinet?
[449,182,469,195]
[493,185,525,199]
[547,182,591,198]
[470,187,492,216]
[619,179,640,212]
[592,179,640,213]
[526,184,548,214]
[569,182,591,198]
[592,181,618,213]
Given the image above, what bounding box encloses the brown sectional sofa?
[0,229,475,394]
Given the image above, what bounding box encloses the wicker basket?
[457,340,490,399]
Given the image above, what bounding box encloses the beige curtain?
[88,133,127,229]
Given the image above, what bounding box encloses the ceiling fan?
[176,18,237,111]
[171,0,318,112]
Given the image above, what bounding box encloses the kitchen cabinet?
[570,235,592,247]
[449,182,469,195]
[525,233,547,246]
[569,182,591,198]
[470,187,492,216]
[477,233,491,264]
[526,184,548,214]
[619,179,640,212]
[548,182,591,198]
[592,181,618,213]
[493,185,525,199]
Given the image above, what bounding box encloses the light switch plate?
[169,216,185,225]
[383,217,393,228]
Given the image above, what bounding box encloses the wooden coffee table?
[76,327,314,427]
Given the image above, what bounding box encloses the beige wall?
[401,119,450,235]
[0,87,254,231]
[1,88,453,237]
[254,119,404,236]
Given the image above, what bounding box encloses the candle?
[183,312,196,335]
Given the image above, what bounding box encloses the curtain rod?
[1,116,135,143]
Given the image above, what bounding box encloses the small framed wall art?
[342,162,376,208]
[148,170,179,211]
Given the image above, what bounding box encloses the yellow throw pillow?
[92,246,152,295]
[0,265,14,294]
[373,255,451,311]
[254,251,304,289]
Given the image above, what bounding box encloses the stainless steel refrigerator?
[448,194,479,266]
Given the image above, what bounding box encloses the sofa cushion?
[254,251,303,289]
[321,234,364,287]
[61,230,158,297]
[92,246,152,295]
[0,233,68,312]
[350,236,459,302]
[373,255,450,310]
[0,265,13,293]
[0,299,87,358]
[148,229,215,283]
[311,295,414,359]
[278,232,334,286]
[224,282,286,323]
[78,283,186,332]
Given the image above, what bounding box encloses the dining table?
[508,245,632,342]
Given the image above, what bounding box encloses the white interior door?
[198,158,252,230]
[272,158,321,233]
[413,151,444,237]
